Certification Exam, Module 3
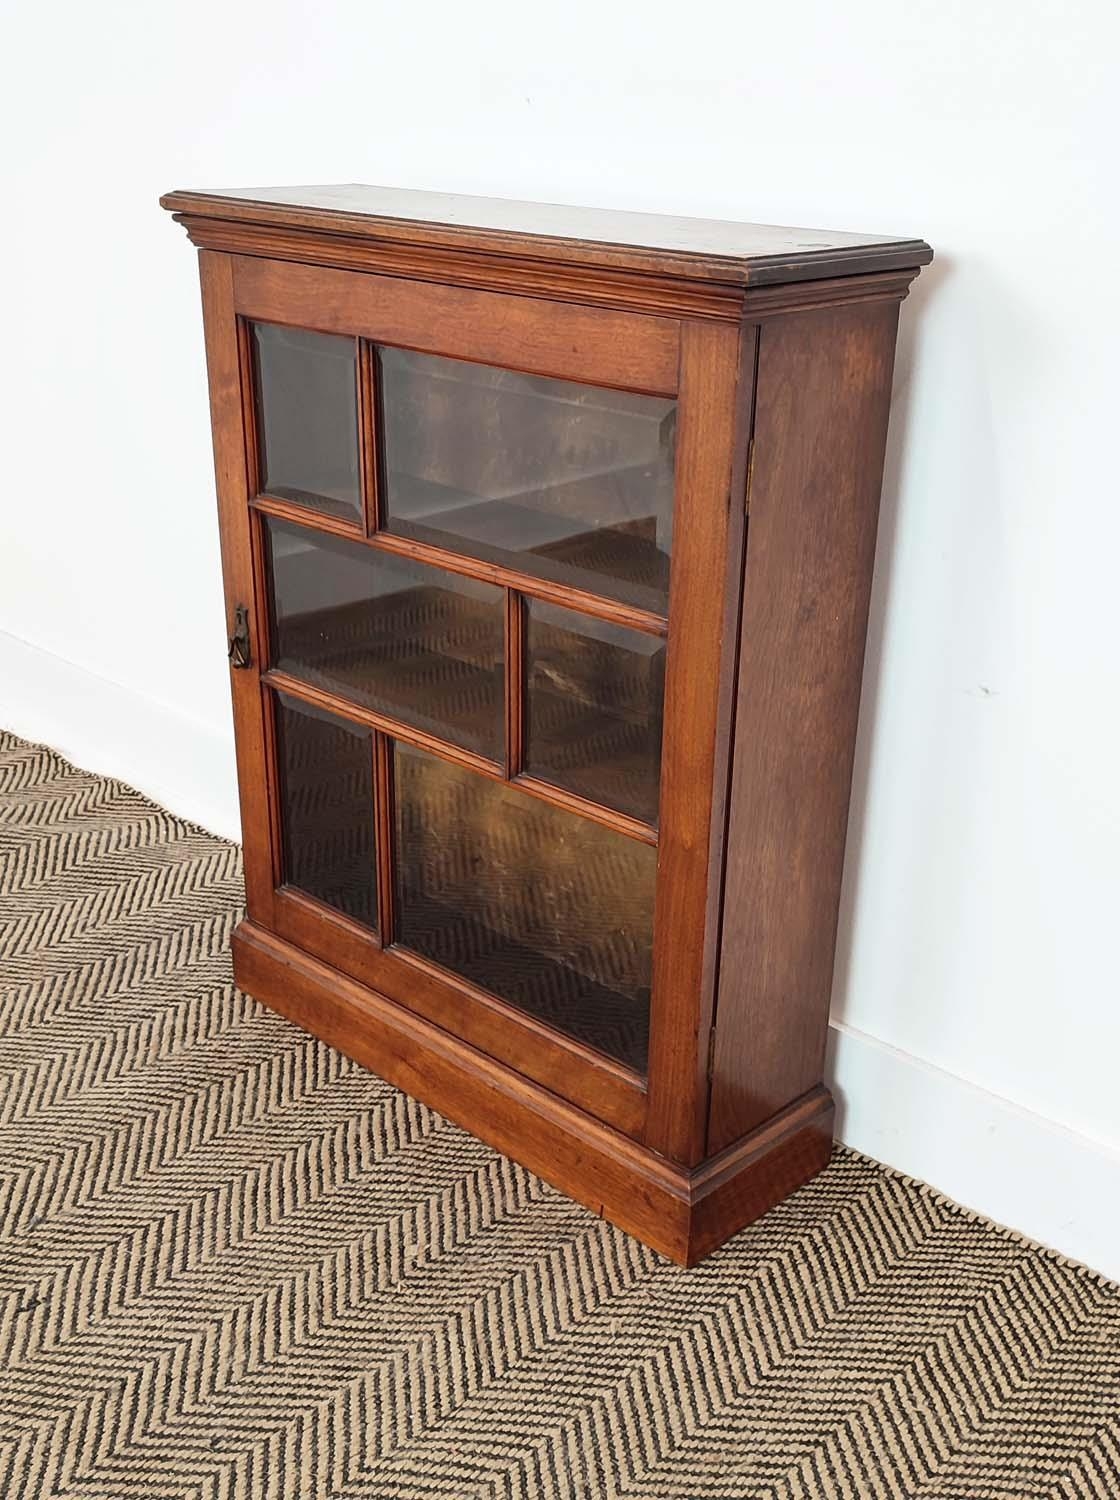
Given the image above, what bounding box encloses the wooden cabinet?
[162,184,931,1264]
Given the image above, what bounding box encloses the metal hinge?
[227,604,251,669]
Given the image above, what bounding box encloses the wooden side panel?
[707,300,902,1154]
[642,320,753,1165]
[197,250,275,926]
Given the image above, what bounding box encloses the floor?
[1,729,1117,1500]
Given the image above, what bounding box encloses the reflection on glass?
[394,743,655,1071]
[274,692,376,928]
[526,602,665,825]
[266,517,504,759]
[253,323,361,522]
[379,349,676,613]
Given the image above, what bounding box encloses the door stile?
[643,318,757,1166]
[197,249,277,926]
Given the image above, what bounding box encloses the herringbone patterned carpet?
[1,730,1117,1500]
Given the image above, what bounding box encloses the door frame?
[198,249,750,1154]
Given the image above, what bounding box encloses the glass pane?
[265,517,504,759]
[526,601,665,825]
[274,692,376,928]
[394,743,655,1071]
[253,323,361,522]
[379,349,676,614]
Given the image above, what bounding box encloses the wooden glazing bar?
[373,733,395,945]
[262,668,505,781]
[505,591,524,779]
[248,495,668,633]
[358,339,380,535]
[250,492,364,540]
[262,668,660,846]
[512,775,658,846]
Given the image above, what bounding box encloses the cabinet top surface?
[160,183,931,287]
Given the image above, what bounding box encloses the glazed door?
[199,251,746,1153]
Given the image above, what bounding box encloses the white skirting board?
[827,1023,1120,1283]
[0,629,242,843]
[3,627,1118,1284]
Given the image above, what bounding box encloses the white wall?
[3,0,1118,1277]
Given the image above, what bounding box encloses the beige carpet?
[0,729,1117,1499]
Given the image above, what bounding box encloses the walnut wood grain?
[167,187,929,1263]
[163,183,932,288]
[231,255,680,397]
[197,252,275,924]
[707,301,903,1153]
[642,319,754,1165]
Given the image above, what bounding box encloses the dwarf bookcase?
[161,184,931,1264]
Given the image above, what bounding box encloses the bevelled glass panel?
[274,692,376,928]
[379,349,676,614]
[266,517,504,759]
[253,323,362,522]
[526,602,665,825]
[394,743,655,1071]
